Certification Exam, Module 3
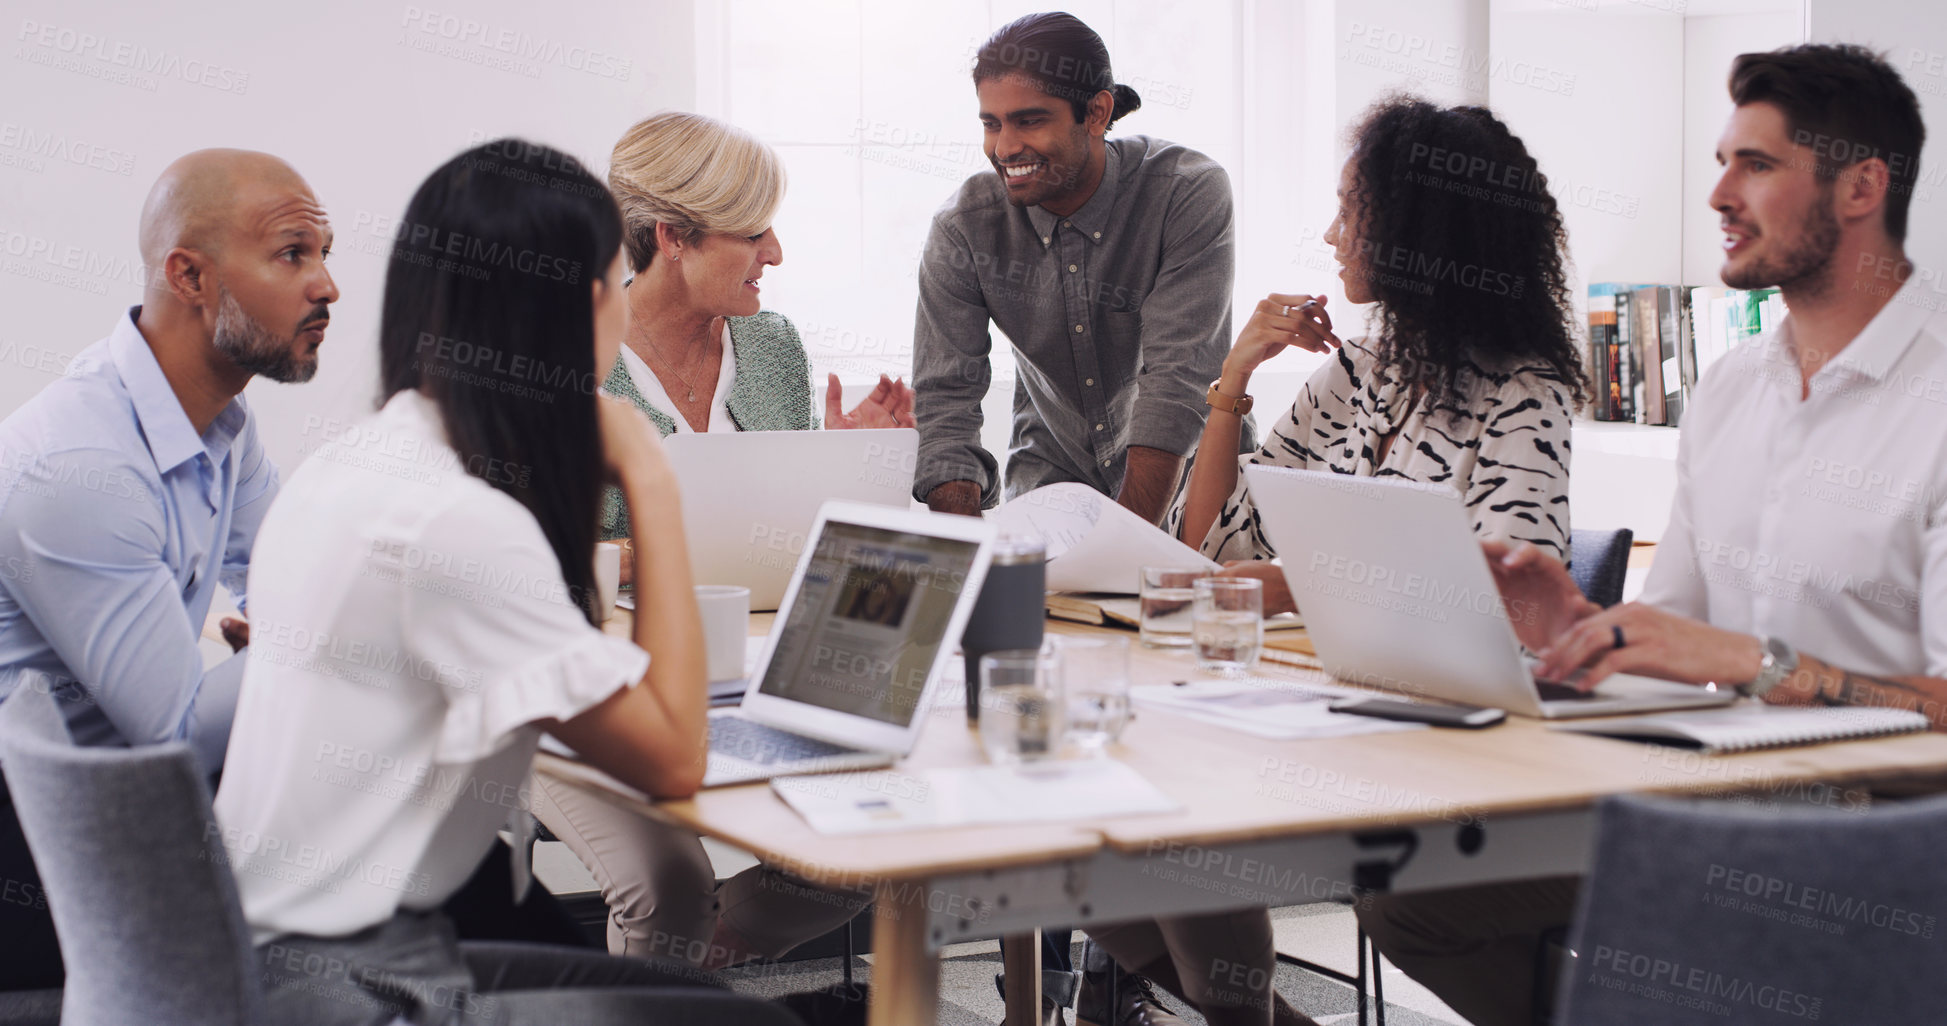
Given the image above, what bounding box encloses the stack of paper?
[771,758,1178,835]
[1132,678,1423,740]
[995,483,1215,593]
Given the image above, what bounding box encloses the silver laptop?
[1242,465,1736,719]
[702,500,995,787]
[661,429,919,610]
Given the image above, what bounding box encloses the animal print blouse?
[1171,338,1575,563]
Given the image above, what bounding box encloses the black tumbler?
[959,537,1046,722]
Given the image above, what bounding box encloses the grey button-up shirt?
[912,135,1236,507]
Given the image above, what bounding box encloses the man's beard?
[1001,129,1091,208]
[1723,186,1841,297]
[213,285,318,383]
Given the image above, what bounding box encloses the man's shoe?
[1075,970,1185,1026]
[993,970,1072,1026]
[776,981,870,1026]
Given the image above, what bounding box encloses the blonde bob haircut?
[609,111,786,274]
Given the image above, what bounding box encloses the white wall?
[1490,3,1686,297]
[1,0,694,472]
[1682,12,1806,285]
[1809,0,1947,276]
[1241,0,1493,426]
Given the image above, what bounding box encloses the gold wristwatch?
[1205,380,1253,416]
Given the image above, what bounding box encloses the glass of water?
[978,649,1062,766]
[1193,577,1263,673]
[1058,635,1132,756]
[1139,566,1211,648]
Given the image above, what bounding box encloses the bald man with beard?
[0,149,336,990]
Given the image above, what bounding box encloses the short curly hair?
[1343,96,1588,410]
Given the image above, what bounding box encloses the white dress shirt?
[616,321,738,433]
[213,390,648,942]
[1640,274,1947,677]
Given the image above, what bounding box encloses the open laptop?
[1242,465,1736,719]
[702,500,995,787]
[661,429,919,610]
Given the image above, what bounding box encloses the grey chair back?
[0,686,264,1026]
[1556,793,1947,1024]
[1568,528,1632,608]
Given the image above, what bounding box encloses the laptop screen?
[755,519,981,726]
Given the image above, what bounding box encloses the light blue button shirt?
[0,306,277,772]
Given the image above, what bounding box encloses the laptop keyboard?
[1533,679,1598,702]
[709,717,859,765]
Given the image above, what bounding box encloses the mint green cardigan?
[599,311,816,540]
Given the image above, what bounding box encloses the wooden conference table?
[536,609,1947,1026]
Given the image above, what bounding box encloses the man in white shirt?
[1359,43,1942,1026]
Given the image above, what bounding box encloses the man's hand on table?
[1483,540,1762,692]
[1481,541,1601,652]
[925,480,984,518]
[1532,602,1762,692]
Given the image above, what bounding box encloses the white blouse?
[1174,338,1576,563]
[213,391,649,943]
[617,321,738,433]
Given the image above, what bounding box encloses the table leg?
[868,880,940,1026]
[1001,930,1043,1026]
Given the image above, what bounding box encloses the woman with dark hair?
[1085,98,1585,1026]
[1175,96,1585,617]
[209,140,848,1024]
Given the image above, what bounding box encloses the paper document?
[1133,678,1424,740]
[771,758,1178,835]
[995,483,1216,593]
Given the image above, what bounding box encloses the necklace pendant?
[686,387,696,402]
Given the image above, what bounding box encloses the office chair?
[0,686,265,1026]
[1568,528,1633,608]
[0,686,804,1026]
[1554,792,1947,1024]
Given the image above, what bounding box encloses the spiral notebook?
[1550,704,1928,753]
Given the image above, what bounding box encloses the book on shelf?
[1631,286,1664,425]
[1587,283,1628,421]
[1586,283,1785,426]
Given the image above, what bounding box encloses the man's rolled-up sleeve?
[911,216,1001,507]
[1128,167,1235,456]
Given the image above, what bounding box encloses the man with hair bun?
[920,16,1243,1023]
[914,11,1248,534]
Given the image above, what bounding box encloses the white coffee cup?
[593,542,623,622]
[696,585,750,682]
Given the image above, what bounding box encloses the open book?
[1551,705,1928,753]
[1046,592,1304,632]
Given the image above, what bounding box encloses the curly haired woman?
[1086,97,1588,1026]
[1171,96,1588,618]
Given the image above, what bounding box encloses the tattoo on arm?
[1791,654,1947,731]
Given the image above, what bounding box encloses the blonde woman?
[600,111,913,561]
[531,113,875,975]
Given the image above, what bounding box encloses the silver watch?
[1739,635,1798,698]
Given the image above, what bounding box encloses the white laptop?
[661,429,919,610]
[1242,465,1736,719]
[702,500,995,787]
